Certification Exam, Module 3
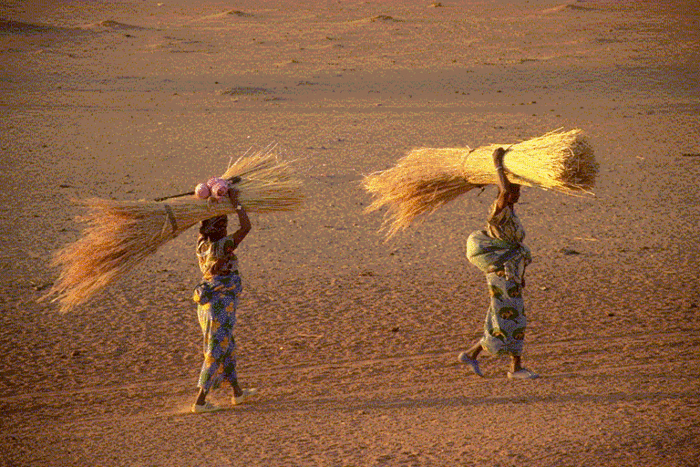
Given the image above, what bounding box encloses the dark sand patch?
[220,86,272,96]
[0,18,61,34]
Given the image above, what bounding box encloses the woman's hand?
[491,147,517,213]
[228,187,240,207]
[228,187,251,248]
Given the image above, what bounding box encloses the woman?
[458,147,538,380]
[191,186,258,413]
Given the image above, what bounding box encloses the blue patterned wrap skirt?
[192,274,243,391]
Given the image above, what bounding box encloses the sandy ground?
[1,0,699,465]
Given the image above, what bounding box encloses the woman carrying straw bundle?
[191,186,258,413]
[458,148,538,380]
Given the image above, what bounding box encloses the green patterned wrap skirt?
[467,227,531,357]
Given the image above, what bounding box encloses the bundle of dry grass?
[44,149,303,312]
[363,129,597,237]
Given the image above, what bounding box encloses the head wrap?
[200,215,227,236]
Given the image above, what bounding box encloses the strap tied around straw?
[163,204,178,236]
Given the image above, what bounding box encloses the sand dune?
[219,86,283,100]
[198,9,256,21]
[348,14,405,24]
[80,19,146,31]
[542,2,601,14]
[226,9,254,18]
[369,15,403,23]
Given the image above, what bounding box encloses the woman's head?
[200,215,228,240]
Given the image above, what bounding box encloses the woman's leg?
[193,300,226,408]
[216,296,241,398]
[458,340,484,376]
[231,379,242,398]
[510,355,522,373]
[465,340,483,360]
[195,388,208,405]
[194,304,213,407]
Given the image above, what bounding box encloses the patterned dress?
[192,235,243,391]
[469,202,532,357]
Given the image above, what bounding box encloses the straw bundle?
[363,128,597,237]
[44,149,303,312]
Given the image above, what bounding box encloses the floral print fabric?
[475,201,531,356]
[196,236,239,281]
[193,236,243,391]
[479,269,527,356]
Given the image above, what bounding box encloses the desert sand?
[1,0,699,466]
